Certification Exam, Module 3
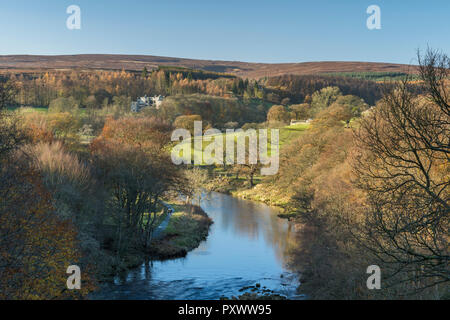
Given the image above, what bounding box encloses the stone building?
[131,95,164,112]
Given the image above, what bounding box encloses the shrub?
[48,97,79,113]
[266,105,290,124]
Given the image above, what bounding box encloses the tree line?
[251,49,448,299]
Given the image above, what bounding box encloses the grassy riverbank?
[233,185,291,209]
[210,123,312,218]
[96,202,212,281]
[147,203,213,260]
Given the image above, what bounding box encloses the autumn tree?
[0,98,94,299]
[0,78,16,110]
[98,116,172,151]
[353,48,449,295]
[46,112,82,139]
[19,112,54,144]
[333,95,368,118]
[0,116,27,159]
[324,95,369,127]
[0,79,23,156]
[267,105,290,125]
[289,103,311,120]
[310,86,342,117]
[174,114,202,135]
[48,97,79,113]
[0,81,93,299]
[91,116,182,250]
[94,89,112,107]
[94,141,177,250]
[0,160,94,299]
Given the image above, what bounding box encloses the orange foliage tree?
[90,116,183,252]
[0,162,95,299]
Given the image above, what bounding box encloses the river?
[93,192,302,300]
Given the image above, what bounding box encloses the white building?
[131,95,164,112]
[151,95,164,108]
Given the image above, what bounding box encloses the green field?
[172,122,310,165]
[279,123,310,146]
[8,106,48,113]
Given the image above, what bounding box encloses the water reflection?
[93,192,300,300]
[204,192,295,264]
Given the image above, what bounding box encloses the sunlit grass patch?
[149,203,213,259]
[279,123,310,147]
[10,106,48,114]
[172,124,311,166]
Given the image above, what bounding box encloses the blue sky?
[0,0,449,63]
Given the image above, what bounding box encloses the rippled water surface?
[93,192,301,300]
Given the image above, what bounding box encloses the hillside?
[0,54,417,79]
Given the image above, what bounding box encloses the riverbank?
[91,192,300,300]
[209,124,311,219]
[148,203,213,259]
[95,202,213,282]
[213,178,298,220]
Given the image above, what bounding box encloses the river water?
[93,192,301,300]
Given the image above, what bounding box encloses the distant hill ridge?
[0,54,417,78]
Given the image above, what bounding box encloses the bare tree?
[93,141,182,251]
[184,167,209,206]
[353,48,449,295]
